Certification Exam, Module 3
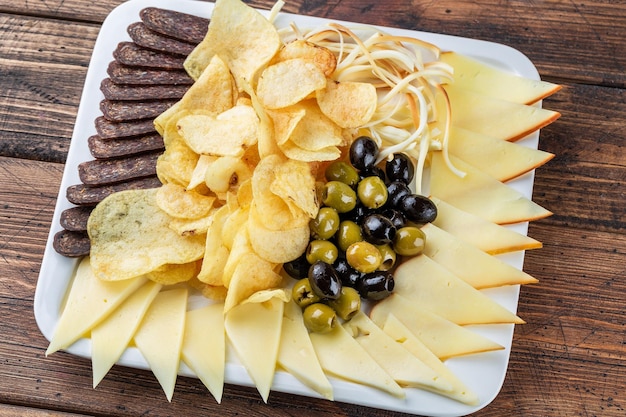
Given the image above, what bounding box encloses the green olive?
[336,220,363,252]
[376,244,397,271]
[310,207,340,240]
[322,181,357,213]
[345,241,382,273]
[325,161,360,188]
[292,278,322,308]
[306,240,339,264]
[329,287,361,321]
[357,176,388,209]
[303,303,337,333]
[393,226,426,256]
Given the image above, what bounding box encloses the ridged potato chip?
[88,188,206,281]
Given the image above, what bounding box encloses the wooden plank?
[1,0,625,87]
[0,404,92,417]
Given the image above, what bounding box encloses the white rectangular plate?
[35,0,542,415]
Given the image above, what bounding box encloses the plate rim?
[34,0,541,415]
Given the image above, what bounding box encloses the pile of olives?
[285,136,438,333]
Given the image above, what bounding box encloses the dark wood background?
[1,0,624,416]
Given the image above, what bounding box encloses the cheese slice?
[430,152,552,224]
[133,288,188,402]
[382,314,479,405]
[421,223,538,288]
[393,254,524,325]
[344,311,453,393]
[447,126,554,182]
[46,257,147,355]
[277,300,333,400]
[181,303,225,403]
[224,292,286,402]
[440,51,561,105]
[369,294,503,360]
[439,85,560,142]
[309,323,405,398]
[431,197,541,255]
[91,280,162,388]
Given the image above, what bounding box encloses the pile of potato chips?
[87,0,398,312]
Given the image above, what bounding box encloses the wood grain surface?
[0,0,624,416]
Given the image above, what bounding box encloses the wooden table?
[1,0,624,416]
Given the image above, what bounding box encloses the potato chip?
[224,251,283,313]
[169,211,216,236]
[188,155,217,190]
[183,0,281,89]
[88,189,206,281]
[248,204,310,264]
[178,105,259,157]
[284,101,344,151]
[275,40,337,77]
[156,183,216,219]
[270,159,318,218]
[221,206,250,250]
[189,276,228,301]
[147,261,201,285]
[156,133,200,187]
[316,79,377,128]
[197,206,231,286]
[256,59,327,109]
[267,106,306,146]
[155,54,236,135]
[222,224,255,288]
[279,139,341,162]
[204,156,253,194]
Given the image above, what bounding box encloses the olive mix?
[284,136,439,333]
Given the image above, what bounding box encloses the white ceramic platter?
[34,0,543,415]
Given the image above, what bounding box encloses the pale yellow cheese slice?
[224,291,286,402]
[431,197,541,255]
[133,288,188,402]
[421,223,538,288]
[430,152,552,224]
[382,314,479,405]
[440,85,560,142]
[46,257,147,355]
[181,303,225,403]
[447,126,554,182]
[393,254,524,325]
[91,280,162,388]
[440,51,561,105]
[277,300,333,400]
[369,294,503,360]
[309,323,405,398]
[344,311,453,393]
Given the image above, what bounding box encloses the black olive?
[357,270,395,300]
[349,136,379,171]
[380,208,406,229]
[359,165,386,183]
[342,201,374,224]
[283,253,310,279]
[385,153,415,184]
[399,194,438,224]
[361,214,396,245]
[385,181,411,209]
[308,260,342,300]
[334,257,363,287]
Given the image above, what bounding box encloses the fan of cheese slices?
[44,0,561,409]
